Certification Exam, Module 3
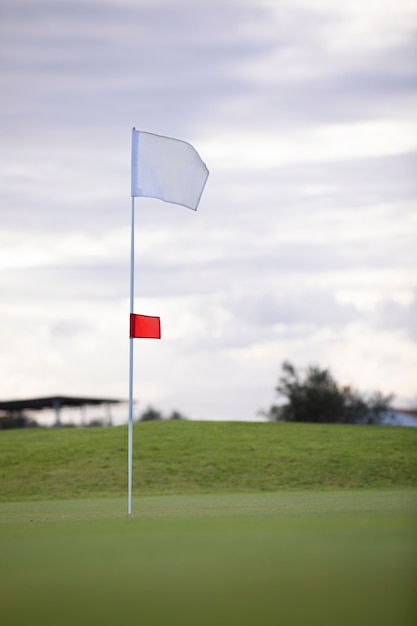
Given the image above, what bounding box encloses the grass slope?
[1,421,416,501]
[1,491,416,626]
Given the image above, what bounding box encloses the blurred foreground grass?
[1,491,416,626]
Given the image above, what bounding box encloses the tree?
[137,407,189,421]
[263,361,395,425]
[168,410,187,420]
[139,406,163,422]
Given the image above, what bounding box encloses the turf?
[1,421,416,501]
[1,422,416,625]
[1,491,416,626]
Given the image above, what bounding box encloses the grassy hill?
[1,421,416,501]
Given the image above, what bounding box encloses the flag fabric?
[130,313,161,339]
[131,129,209,210]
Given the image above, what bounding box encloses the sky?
[0,0,416,423]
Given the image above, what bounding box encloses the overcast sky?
[1,0,416,422]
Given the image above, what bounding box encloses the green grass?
[1,423,416,625]
[0,421,416,501]
[1,491,416,626]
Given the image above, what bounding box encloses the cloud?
[0,0,416,418]
[373,291,417,342]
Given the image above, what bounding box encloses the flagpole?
[127,127,208,515]
[128,196,135,515]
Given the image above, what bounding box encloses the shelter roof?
[0,395,123,412]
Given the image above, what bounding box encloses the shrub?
[263,361,395,425]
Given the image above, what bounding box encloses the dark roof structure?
[0,395,122,412]
[0,395,124,426]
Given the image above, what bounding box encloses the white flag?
[131,129,209,210]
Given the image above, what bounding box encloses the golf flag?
[130,313,161,339]
[131,129,209,210]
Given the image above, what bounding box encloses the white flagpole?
[128,196,135,515]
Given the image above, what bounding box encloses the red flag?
[130,314,161,339]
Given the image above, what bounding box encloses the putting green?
[1,490,416,626]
